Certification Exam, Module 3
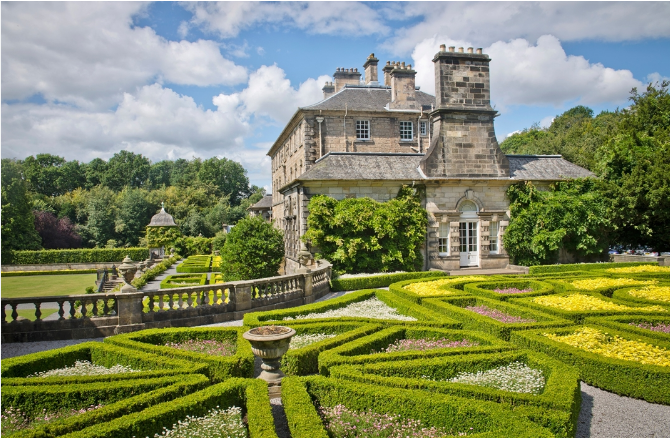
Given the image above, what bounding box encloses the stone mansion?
[268,45,593,274]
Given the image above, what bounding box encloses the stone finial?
[118,255,138,292]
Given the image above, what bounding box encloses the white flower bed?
[427,362,545,394]
[284,298,417,321]
[289,333,337,350]
[28,360,140,378]
[155,406,247,438]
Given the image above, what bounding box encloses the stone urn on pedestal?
[243,325,296,386]
[117,255,138,293]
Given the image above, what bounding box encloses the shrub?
[4,248,149,265]
[584,314,670,341]
[330,271,446,291]
[172,236,213,257]
[528,261,655,275]
[220,216,284,281]
[303,186,427,274]
[176,255,211,273]
[463,280,555,301]
[1,269,98,277]
[145,226,181,249]
[132,255,179,289]
[159,274,208,289]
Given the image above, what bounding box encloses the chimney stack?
[322,81,335,99]
[389,61,417,109]
[363,53,379,85]
[333,67,361,92]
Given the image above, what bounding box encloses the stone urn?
[117,255,138,292]
[243,325,296,385]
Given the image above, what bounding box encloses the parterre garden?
[2,262,669,438]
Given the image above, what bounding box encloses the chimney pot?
[386,61,390,65]
[476,48,483,54]
[401,61,405,68]
[408,64,412,70]
[449,46,455,52]
[458,47,464,53]
[354,68,358,72]
[440,44,446,52]
[467,47,473,53]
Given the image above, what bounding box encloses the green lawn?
[15,309,59,321]
[1,274,97,299]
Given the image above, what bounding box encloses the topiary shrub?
[220,216,284,281]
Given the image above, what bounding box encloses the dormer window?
[356,120,370,140]
[400,121,413,141]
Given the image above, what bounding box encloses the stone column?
[115,292,145,334]
[302,271,314,304]
[233,282,254,320]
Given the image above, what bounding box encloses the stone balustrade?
[1,261,332,343]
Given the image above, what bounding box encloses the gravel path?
[3,288,669,438]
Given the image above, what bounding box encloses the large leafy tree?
[114,188,157,246]
[22,154,86,197]
[197,157,251,205]
[1,159,42,258]
[34,210,82,249]
[102,150,151,191]
[220,216,284,281]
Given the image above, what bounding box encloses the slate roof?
[507,155,595,180]
[148,208,177,226]
[298,153,595,182]
[248,195,273,210]
[303,86,435,112]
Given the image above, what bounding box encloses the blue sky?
[2,2,669,191]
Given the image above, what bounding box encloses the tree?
[21,154,85,197]
[102,150,151,191]
[114,188,157,246]
[197,157,251,205]
[503,180,611,266]
[83,158,108,189]
[1,159,42,257]
[220,216,284,281]
[147,161,174,189]
[77,185,117,248]
[34,211,82,249]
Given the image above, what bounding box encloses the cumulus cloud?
[389,2,670,54]
[184,1,389,38]
[1,2,247,110]
[411,35,642,110]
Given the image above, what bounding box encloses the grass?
[14,309,59,321]
[1,274,97,299]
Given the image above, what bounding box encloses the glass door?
[459,221,479,267]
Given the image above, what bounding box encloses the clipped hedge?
[612,286,670,307]
[328,350,581,437]
[243,289,462,328]
[510,291,669,324]
[421,296,573,341]
[389,276,483,304]
[132,255,179,289]
[281,376,330,438]
[318,326,512,375]
[176,255,212,273]
[529,261,656,275]
[104,327,254,383]
[584,314,670,342]
[1,269,98,277]
[5,248,149,265]
[284,375,553,437]
[282,323,383,376]
[6,375,209,438]
[64,378,277,438]
[511,324,670,404]
[330,271,447,291]
[159,273,208,289]
[1,341,207,385]
[463,280,555,301]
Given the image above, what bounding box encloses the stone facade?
[268,46,595,274]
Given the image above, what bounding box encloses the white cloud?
[411,35,642,110]
[646,72,670,85]
[388,2,670,54]
[184,1,389,38]
[1,2,247,110]
[539,116,555,128]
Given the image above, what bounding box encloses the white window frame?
[438,223,450,256]
[356,120,370,140]
[420,121,427,136]
[490,221,499,254]
[400,121,413,141]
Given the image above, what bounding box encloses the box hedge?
[610,285,670,307]
[282,375,553,438]
[5,374,210,438]
[4,248,149,265]
[104,327,254,383]
[420,296,572,341]
[584,314,670,342]
[132,255,179,289]
[528,262,656,275]
[242,289,462,328]
[176,255,212,273]
[282,322,383,376]
[1,269,99,277]
[389,276,481,304]
[63,378,277,438]
[463,279,555,301]
[317,326,513,375]
[511,324,670,404]
[1,342,207,385]
[159,273,208,289]
[330,270,447,291]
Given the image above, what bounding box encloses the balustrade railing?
[2,293,118,324]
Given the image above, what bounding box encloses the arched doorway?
[458,200,479,267]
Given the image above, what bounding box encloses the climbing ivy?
[303,186,427,274]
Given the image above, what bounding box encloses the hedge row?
[5,248,149,265]
[511,324,670,404]
[6,375,209,438]
[318,326,513,375]
[388,276,477,303]
[64,378,277,438]
[243,289,461,328]
[421,296,573,341]
[283,375,554,437]
[176,255,212,273]
[159,273,208,289]
[328,350,581,437]
[330,270,447,291]
[1,269,99,277]
[612,286,670,307]
[132,255,179,289]
[584,314,670,342]
[280,376,330,438]
[104,327,254,383]
[463,279,555,301]
[528,261,656,275]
